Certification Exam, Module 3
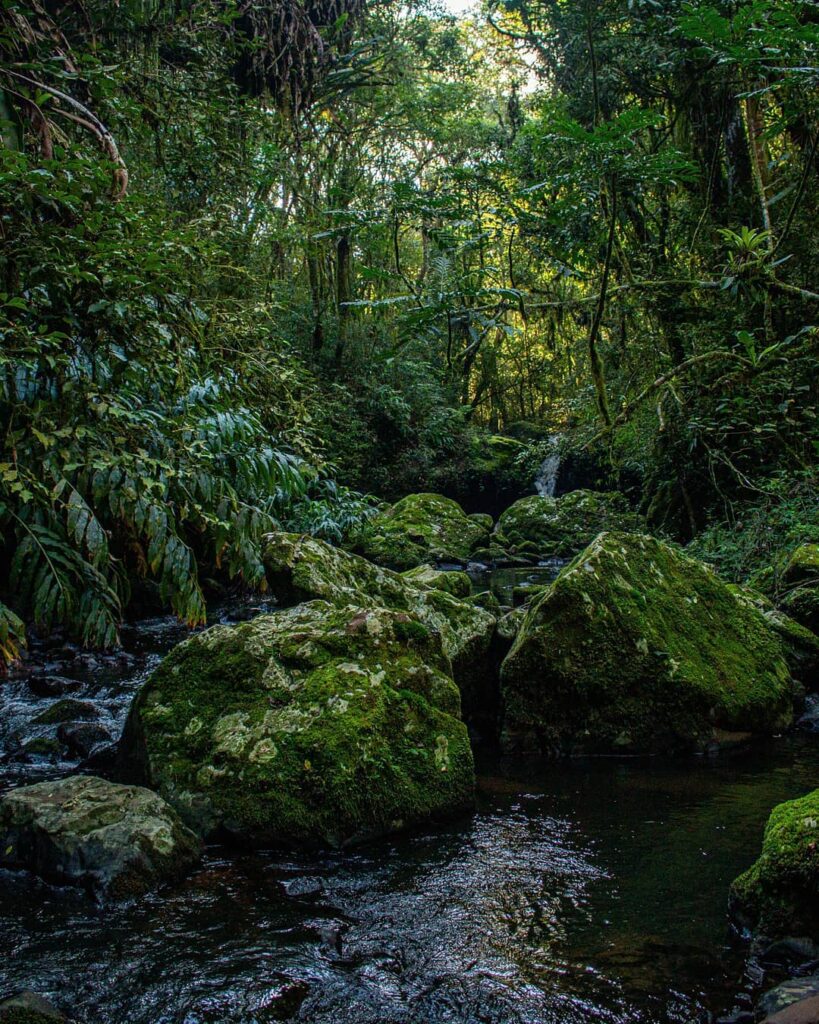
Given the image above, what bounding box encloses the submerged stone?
[120,601,475,847]
[0,775,201,899]
[349,492,490,569]
[494,489,644,558]
[730,789,819,945]
[500,532,795,755]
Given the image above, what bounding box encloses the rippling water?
[2,600,818,1023]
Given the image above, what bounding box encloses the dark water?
[2,594,818,1023]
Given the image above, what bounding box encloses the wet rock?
[19,737,62,761]
[500,532,796,755]
[349,493,491,569]
[798,695,819,734]
[26,676,81,699]
[0,775,202,899]
[764,994,819,1023]
[119,601,475,847]
[494,489,644,559]
[760,975,819,1017]
[0,990,64,1022]
[716,1012,754,1024]
[758,938,819,972]
[31,699,99,726]
[281,875,324,897]
[57,722,113,759]
[731,790,819,944]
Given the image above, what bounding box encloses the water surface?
[1,598,816,1023]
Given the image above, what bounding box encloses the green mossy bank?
[120,601,475,847]
[730,789,819,943]
[494,490,644,559]
[349,492,491,569]
[500,533,796,755]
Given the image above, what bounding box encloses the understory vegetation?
[1,0,817,661]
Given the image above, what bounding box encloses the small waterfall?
[534,435,561,497]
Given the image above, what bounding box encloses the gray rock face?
[0,775,201,899]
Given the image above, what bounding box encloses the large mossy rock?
[781,544,819,635]
[730,789,819,943]
[120,601,475,847]
[729,584,819,689]
[495,489,643,558]
[263,532,496,714]
[0,775,201,898]
[350,492,490,569]
[500,533,795,755]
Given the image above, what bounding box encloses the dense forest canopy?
[1,0,817,661]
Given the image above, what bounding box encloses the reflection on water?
[3,739,819,1023]
[2,594,818,1023]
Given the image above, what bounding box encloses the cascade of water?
[534,434,561,497]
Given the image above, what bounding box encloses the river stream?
[1,576,816,1024]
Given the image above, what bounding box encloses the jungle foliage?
[1,0,817,659]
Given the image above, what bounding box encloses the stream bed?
[2,585,817,1024]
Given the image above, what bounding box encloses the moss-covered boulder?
[120,601,475,847]
[263,533,496,714]
[781,544,819,635]
[402,564,472,599]
[730,789,819,943]
[350,492,490,569]
[495,489,643,558]
[500,533,795,755]
[0,775,201,899]
[729,584,819,689]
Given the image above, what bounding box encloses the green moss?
[31,699,97,726]
[500,532,795,755]
[781,544,819,632]
[402,565,472,599]
[729,584,819,688]
[495,490,644,558]
[122,601,475,847]
[263,532,496,715]
[730,789,819,941]
[349,492,490,569]
[785,544,819,585]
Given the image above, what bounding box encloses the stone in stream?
[119,601,475,847]
[57,721,113,759]
[493,489,644,559]
[500,532,796,755]
[763,995,819,1024]
[760,975,819,1019]
[348,492,491,569]
[730,788,819,945]
[0,991,65,1023]
[31,698,99,726]
[0,775,201,899]
[262,532,496,717]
